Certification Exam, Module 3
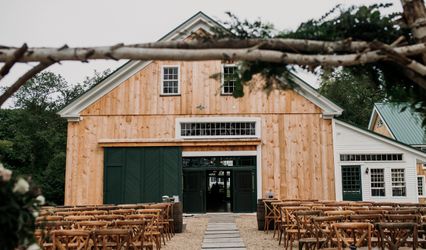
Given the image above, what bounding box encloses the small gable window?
[161,66,180,95]
[221,64,238,95]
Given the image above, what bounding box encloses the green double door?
[183,168,256,213]
[104,147,182,204]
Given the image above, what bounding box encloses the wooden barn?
[59,12,426,211]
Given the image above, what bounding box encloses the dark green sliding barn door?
[233,170,256,212]
[104,147,182,204]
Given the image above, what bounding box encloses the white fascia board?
[367,106,378,130]
[335,119,426,161]
[285,75,343,117]
[368,107,396,140]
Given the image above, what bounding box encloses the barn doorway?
[206,170,231,212]
[182,156,256,213]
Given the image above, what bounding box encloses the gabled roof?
[58,12,343,120]
[368,103,426,146]
[336,119,426,161]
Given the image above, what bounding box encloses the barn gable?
[58,12,342,120]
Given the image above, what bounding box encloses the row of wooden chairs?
[262,199,426,249]
[36,203,176,249]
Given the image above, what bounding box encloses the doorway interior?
[207,170,231,212]
[182,156,256,213]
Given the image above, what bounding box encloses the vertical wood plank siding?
[65,60,335,205]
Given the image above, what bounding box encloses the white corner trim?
[332,119,342,200]
[335,119,426,161]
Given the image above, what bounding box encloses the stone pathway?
[202,214,246,250]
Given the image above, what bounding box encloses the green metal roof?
[374,103,426,145]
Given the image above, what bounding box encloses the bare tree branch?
[0,42,425,67]
[0,43,28,81]
[371,41,426,76]
[0,62,54,106]
[130,38,370,53]
[402,68,426,90]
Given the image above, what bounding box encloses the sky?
[0,0,402,90]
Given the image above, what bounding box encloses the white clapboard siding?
[333,120,424,203]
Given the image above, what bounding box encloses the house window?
[340,154,403,162]
[181,122,256,137]
[161,66,180,95]
[222,64,237,95]
[371,168,385,197]
[391,169,406,196]
[418,176,425,196]
[176,117,260,139]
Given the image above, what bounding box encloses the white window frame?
[175,117,261,139]
[391,168,406,197]
[370,168,386,197]
[418,176,426,197]
[221,64,237,95]
[161,65,180,95]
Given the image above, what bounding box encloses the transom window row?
[340,154,403,162]
[180,122,256,137]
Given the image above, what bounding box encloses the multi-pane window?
[418,176,425,196]
[222,65,237,95]
[180,122,256,137]
[162,66,179,95]
[340,154,403,162]
[391,169,406,196]
[371,169,385,197]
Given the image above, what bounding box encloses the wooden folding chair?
[95,214,125,221]
[385,214,420,223]
[332,222,373,250]
[291,210,322,250]
[263,199,275,232]
[376,222,418,250]
[76,221,110,230]
[64,215,95,221]
[51,229,92,250]
[92,229,131,250]
[324,210,354,217]
[279,206,304,247]
[36,215,63,223]
[115,220,154,249]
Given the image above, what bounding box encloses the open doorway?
[206,170,231,212]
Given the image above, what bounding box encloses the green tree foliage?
[319,69,386,127]
[0,69,111,205]
[216,4,426,126]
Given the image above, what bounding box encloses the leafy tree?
[0,69,110,204]
[214,4,426,125]
[319,69,386,127]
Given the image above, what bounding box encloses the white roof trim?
[335,119,426,161]
[283,75,343,116]
[59,11,343,119]
[367,105,396,139]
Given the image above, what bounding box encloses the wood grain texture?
[64,60,334,205]
[371,115,393,138]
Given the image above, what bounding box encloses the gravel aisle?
[236,214,281,250]
[163,215,209,250]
